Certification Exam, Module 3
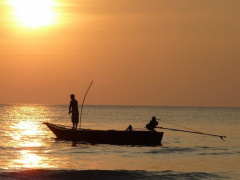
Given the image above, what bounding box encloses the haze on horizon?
[0,0,239,107]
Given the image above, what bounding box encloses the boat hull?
[44,122,163,146]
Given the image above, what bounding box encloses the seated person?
[146,116,158,131]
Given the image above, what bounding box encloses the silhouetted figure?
[146,116,158,132]
[69,94,79,130]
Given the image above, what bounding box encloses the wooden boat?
[44,122,164,146]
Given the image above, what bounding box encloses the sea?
[0,104,239,180]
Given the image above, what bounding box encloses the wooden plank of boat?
[44,122,163,146]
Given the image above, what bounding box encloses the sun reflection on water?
[12,150,50,168]
[4,105,57,169]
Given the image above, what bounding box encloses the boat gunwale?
[44,122,158,133]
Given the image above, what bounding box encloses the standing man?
[69,94,79,130]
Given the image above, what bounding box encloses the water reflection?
[3,105,57,169]
[12,150,50,168]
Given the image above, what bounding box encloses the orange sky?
[0,0,240,107]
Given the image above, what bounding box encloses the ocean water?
[0,104,239,179]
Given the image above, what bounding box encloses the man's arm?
[69,101,72,113]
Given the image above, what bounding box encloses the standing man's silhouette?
[69,94,79,130]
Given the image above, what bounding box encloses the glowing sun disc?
[8,0,57,28]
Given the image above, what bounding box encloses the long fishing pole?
[157,118,199,132]
[41,113,69,124]
[58,113,69,120]
[157,126,227,140]
[79,81,93,128]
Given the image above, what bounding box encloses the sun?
[8,0,57,28]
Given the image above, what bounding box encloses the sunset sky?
[0,0,239,107]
